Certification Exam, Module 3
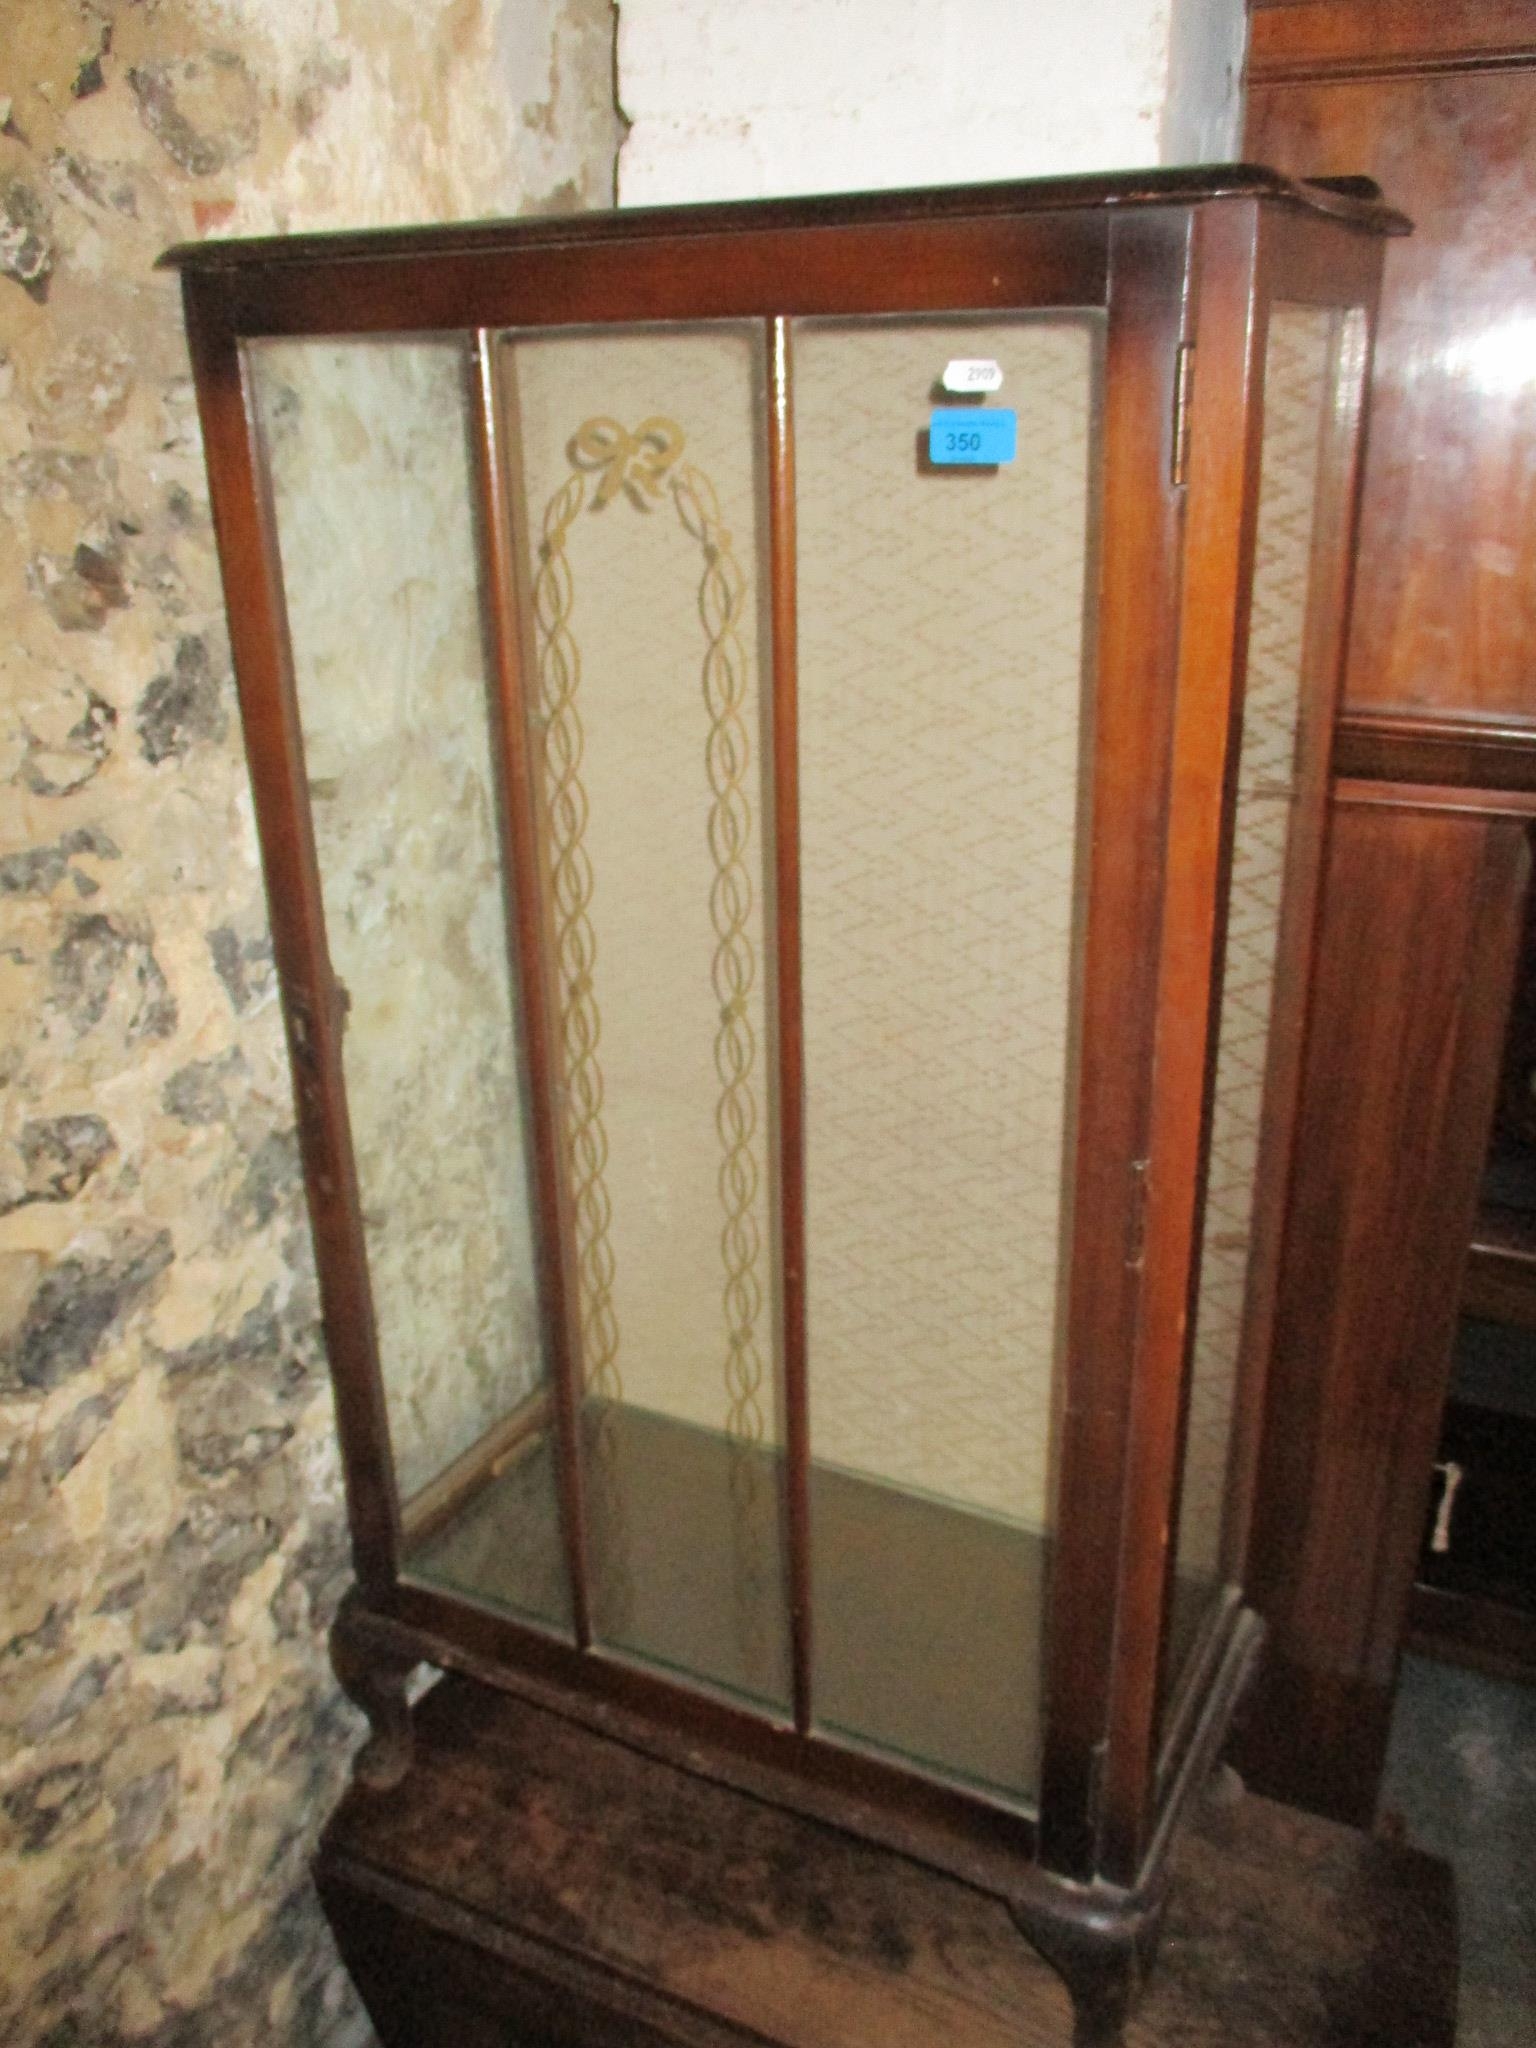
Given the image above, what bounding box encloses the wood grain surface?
[1237,793,1528,1821]
[317,1674,1457,2048]
[1240,0,1536,1823]
[1249,28,1536,719]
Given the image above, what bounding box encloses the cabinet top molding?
[158,163,1409,275]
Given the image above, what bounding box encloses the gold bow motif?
[570,414,686,509]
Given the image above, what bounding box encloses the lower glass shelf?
[404,1402,1216,1813]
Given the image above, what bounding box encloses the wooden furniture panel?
[317,1675,1458,2048]
[1335,710,1536,793]
[1249,11,1536,720]
[1236,790,1527,1823]
[1241,0,1536,1821]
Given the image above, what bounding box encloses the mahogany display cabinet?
[165,166,1405,2043]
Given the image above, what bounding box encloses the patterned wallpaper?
[1175,302,1338,1584]
[796,315,1098,1528]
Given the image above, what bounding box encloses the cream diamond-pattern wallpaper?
[1174,303,1337,1582]
[795,315,1100,1528]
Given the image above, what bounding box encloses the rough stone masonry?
[0,4,619,2042]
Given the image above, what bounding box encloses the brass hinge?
[1171,342,1195,488]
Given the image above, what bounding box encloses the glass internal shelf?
[404,1405,1216,1810]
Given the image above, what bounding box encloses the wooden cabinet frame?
[166,166,1401,2040]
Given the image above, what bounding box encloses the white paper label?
[941,358,1003,394]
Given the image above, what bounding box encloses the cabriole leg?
[1064,1964,1136,2048]
[1008,1879,1167,2048]
[330,1597,419,1790]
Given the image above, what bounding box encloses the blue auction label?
[928,406,1017,467]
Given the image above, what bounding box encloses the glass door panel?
[249,337,572,1637]
[793,313,1103,1803]
[1166,304,1356,1691]
[497,324,791,1713]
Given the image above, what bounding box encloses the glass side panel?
[793,313,1103,1805]
[249,337,572,1637]
[498,323,791,1713]
[1166,303,1343,1690]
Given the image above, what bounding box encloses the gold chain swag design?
[530,414,768,1450]
[530,464,622,1407]
[673,463,767,1452]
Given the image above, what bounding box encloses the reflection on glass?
[250,337,571,1636]
[1166,304,1343,1689]
[795,314,1102,1804]
[499,323,792,1713]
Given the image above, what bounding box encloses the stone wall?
[0,4,619,2044]
[255,337,549,1507]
